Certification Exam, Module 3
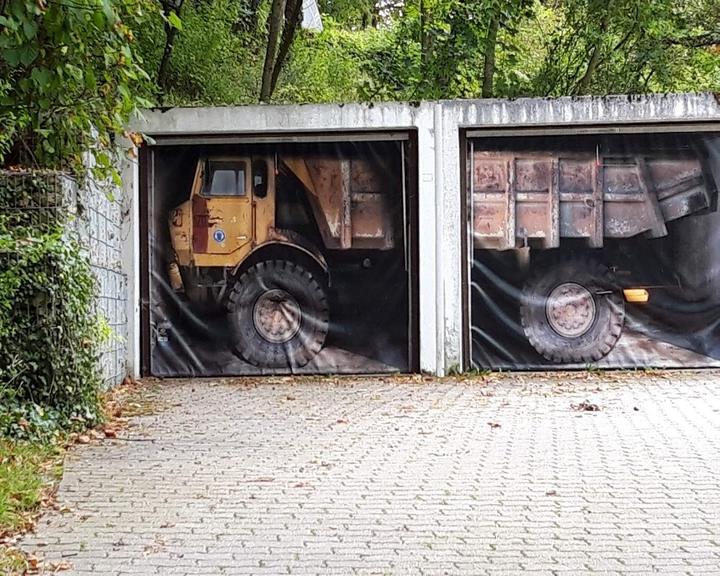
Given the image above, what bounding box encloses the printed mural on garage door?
[144,137,416,376]
[466,131,720,369]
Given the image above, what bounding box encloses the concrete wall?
[129,92,720,376]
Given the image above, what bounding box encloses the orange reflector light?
[623,288,649,303]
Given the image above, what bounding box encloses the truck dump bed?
[282,156,394,251]
[471,149,713,250]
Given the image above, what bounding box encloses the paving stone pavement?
[19,371,720,575]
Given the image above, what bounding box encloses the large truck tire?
[520,258,625,363]
[227,260,329,368]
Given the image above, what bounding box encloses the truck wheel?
[520,259,625,363]
[227,260,329,368]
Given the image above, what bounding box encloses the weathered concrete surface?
[134,94,720,136]
[20,372,720,575]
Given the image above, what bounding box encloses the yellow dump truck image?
[167,154,395,368]
[470,146,715,363]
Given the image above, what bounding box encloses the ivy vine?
[0,173,103,440]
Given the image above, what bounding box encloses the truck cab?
[169,156,275,271]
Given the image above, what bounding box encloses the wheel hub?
[545,282,596,338]
[253,289,301,344]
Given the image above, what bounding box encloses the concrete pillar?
[415,105,439,374]
[120,146,140,379]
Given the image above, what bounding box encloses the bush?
[0,173,102,440]
[134,0,263,105]
[0,0,155,179]
[274,20,376,103]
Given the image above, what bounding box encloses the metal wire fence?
[0,170,127,388]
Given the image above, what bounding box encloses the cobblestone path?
[19,372,720,575]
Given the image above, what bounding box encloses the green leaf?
[30,67,52,90]
[167,11,182,31]
[93,11,106,28]
[102,0,117,24]
[22,17,38,40]
[19,44,39,66]
[84,69,97,90]
[3,48,22,67]
[0,15,19,31]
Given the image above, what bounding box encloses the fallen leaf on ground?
[27,554,40,570]
[571,401,600,412]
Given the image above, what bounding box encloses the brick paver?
[19,372,720,575]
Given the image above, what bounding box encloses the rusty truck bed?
[282,156,394,251]
[470,149,712,250]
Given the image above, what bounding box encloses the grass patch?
[0,440,63,575]
[0,378,156,574]
[0,440,63,536]
[0,545,26,574]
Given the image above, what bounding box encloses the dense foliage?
[1,0,718,171]
[135,0,720,107]
[0,0,155,177]
[0,174,103,439]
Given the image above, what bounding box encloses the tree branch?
[260,0,286,101]
[668,32,720,48]
[157,0,185,91]
[482,16,499,98]
[269,0,302,96]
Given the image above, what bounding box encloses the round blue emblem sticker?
[213,229,226,243]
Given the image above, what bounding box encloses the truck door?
[192,159,253,255]
[250,157,275,244]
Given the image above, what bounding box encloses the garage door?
[140,133,419,376]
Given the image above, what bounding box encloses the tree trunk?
[260,0,286,102]
[576,43,601,94]
[269,0,302,96]
[576,14,609,95]
[482,16,499,98]
[419,0,430,67]
[157,0,185,90]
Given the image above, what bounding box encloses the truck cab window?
[205,161,246,196]
[253,160,268,198]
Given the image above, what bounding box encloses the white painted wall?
[120,144,140,379]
